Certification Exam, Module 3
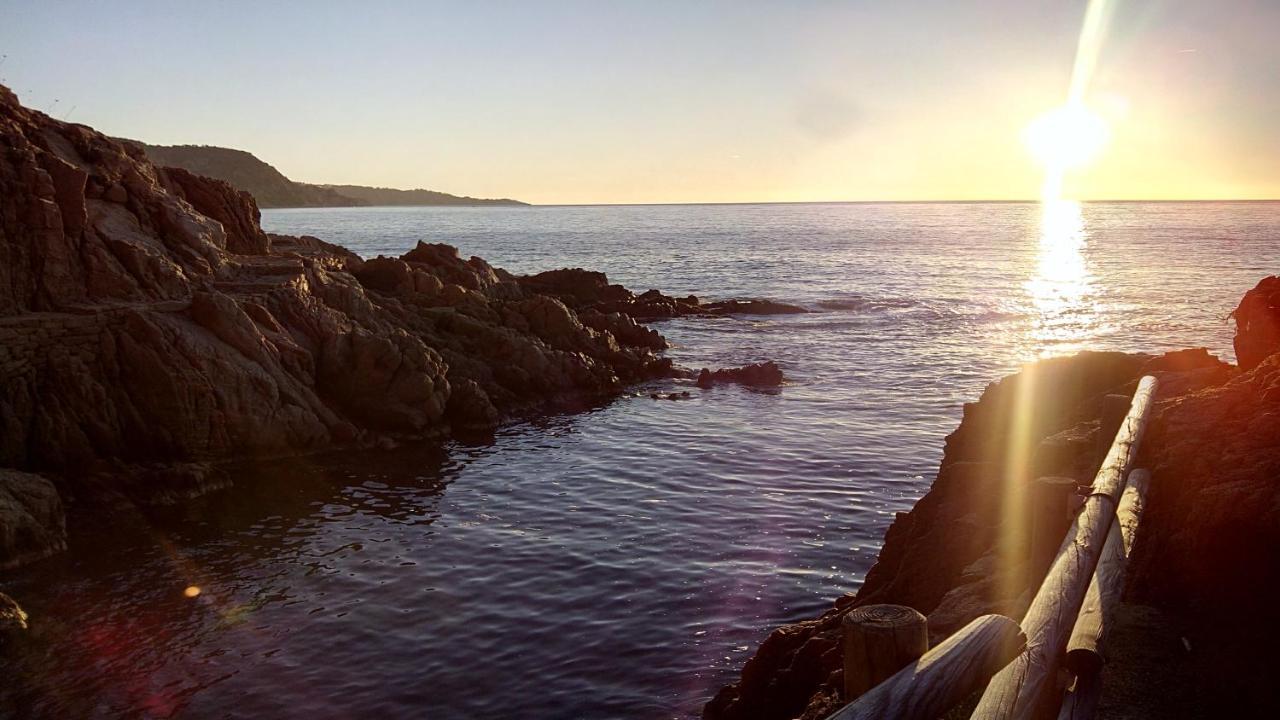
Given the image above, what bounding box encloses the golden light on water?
[997,1,1113,608]
[183,585,202,598]
[1022,0,1109,353]
[1026,199,1098,358]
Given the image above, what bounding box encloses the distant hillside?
[133,142,527,208]
[313,184,527,207]
[136,143,357,208]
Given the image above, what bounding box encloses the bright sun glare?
[1023,104,1110,172]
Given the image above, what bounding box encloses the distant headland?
[126,141,529,209]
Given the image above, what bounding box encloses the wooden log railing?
[1056,468,1151,720]
[822,377,1157,720]
[829,614,1026,720]
[971,375,1158,720]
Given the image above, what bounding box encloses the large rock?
[159,165,271,255]
[1127,348,1280,712]
[0,470,66,570]
[1232,275,1280,370]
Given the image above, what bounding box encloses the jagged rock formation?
[134,143,527,208]
[0,85,665,567]
[702,341,1278,720]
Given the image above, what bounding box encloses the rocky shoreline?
[4,80,1278,716]
[704,283,1280,718]
[0,85,790,574]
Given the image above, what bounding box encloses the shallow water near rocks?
[2,201,1278,719]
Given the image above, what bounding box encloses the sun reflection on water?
[1024,199,1099,357]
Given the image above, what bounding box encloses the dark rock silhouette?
[1231,275,1280,370]
[518,268,807,321]
[696,362,785,388]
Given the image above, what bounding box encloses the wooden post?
[842,604,929,701]
[1030,476,1079,580]
[972,377,1157,720]
[827,615,1025,720]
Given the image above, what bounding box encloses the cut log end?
[842,604,929,701]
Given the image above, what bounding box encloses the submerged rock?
[702,299,808,316]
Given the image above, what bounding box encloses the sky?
[2,0,1278,204]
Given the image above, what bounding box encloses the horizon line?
[267,198,1280,210]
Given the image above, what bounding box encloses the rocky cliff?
[0,85,678,569]
[705,279,1280,718]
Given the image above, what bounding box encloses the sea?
[2,201,1277,719]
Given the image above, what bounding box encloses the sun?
[1023,104,1110,171]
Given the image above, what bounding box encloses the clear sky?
[2,0,1277,204]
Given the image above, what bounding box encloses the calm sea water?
[2,202,1277,719]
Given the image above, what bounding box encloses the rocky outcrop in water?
[0,85,670,568]
[518,268,808,321]
[696,362,785,388]
[1231,275,1280,371]
[703,339,1279,719]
